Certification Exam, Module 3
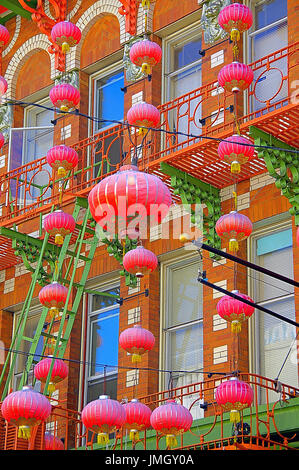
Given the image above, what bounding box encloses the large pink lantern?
[34,357,69,395]
[44,432,65,450]
[122,398,152,441]
[215,377,254,423]
[123,246,158,278]
[119,324,155,363]
[49,83,80,112]
[88,164,172,231]
[218,134,255,174]
[39,281,69,318]
[218,3,253,41]
[81,395,126,445]
[127,102,160,135]
[218,61,253,93]
[215,210,253,252]
[43,210,76,245]
[0,25,9,47]
[0,76,7,96]
[51,21,81,53]
[216,290,255,333]
[150,400,193,449]
[46,144,79,177]
[1,386,51,439]
[129,39,162,75]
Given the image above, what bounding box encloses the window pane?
[174,38,202,69]
[169,323,203,373]
[87,376,118,403]
[91,287,120,312]
[90,307,119,377]
[95,70,124,131]
[255,0,287,30]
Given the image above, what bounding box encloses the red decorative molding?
[118,0,139,36]
[18,0,67,72]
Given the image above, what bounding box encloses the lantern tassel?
[141,62,152,75]
[231,320,242,334]
[58,166,67,178]
[231,161,241,174]
[55,234,64,245]
[97,432,109,445]
[130,430,139,442]
[49,307,59,319]
[229,239,239,252]
[47,382,56,396]
[230,410,240,424]
[131,353,142,364]
[230,28,240,42]
[61,42,70,54]
[166,434,177,449]
[18,425,31,440]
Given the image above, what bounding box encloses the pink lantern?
[218,3,253,41]
[215,210,253,252]
[0,76,7,95]
[46,144,79,177]
[119,324,155,363]
[215,377,254,423]
[216,290,255,333]
[127,102,160,135]
[34,357,69,395]
[129,39,162,75]
[0,25,9,47]
[123,246,158,278]
[150,399,193,449]
[218,134,255,174]
[39,281,69,318]
[218,61,253,93]
[43,210,76,245]
[81,395,126,445]
[51,21,81,53]
[88,164,172,230]
[1,386,51,439]
[44,431,64,450]
[122,398,152,441]
[49,83,80,112]
[0,132,4,150]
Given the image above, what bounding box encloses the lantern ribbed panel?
[215,378,254,412]
[81,396,126,434]
[39,282,68,310]
[123,399,152,431]
[43,210,76,237]
[0,76,8,95]
[127,102,160,129]
[218,134,255,165]
[0,25,9,46]
[46,145,79,171]
[216,292,254,322]
[51,21,81,47]
[119,325,155,355]
[49,83,80,110]
[44,432,65,450]
[1,386,51,426]
[215,211,252,242]
[123,246,158,275]
[88,165,172,226]
[34,358,69,384]
[218,3,253,34]
[218,62,253,92]
[130,39,162,68]
[0,132,4,149]
[150,400,193,436]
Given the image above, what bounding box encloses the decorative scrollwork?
[200,0,230,45]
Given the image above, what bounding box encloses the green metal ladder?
[0,196,100,399]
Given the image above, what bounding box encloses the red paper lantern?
[0,25,9,47]
[129,39,162,75]
[39,281,69,318]
[218,134,255,174]
[216,290,255,333]
[150,399,193,449]
[0,132,4,149]
[49,83,80,112]
[123,246,158,278]
[215,377,254,423]
[1,386,51,439]
[127,102,160,135]
[122,398,152,441]
[81,395,126,445]
[43,210,76,245]
[218,3,253,41]
[119,324,155,363]
[218,61,253,93]
[0,76,7,95]
[34,356,68,395]
[88,164,172,231]
[215,210,253,252]
[51,21,81,53]
[46,144,79,177]
[44,432,64,450]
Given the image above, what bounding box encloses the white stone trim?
[213,280,227,299]
[213,345,228,364]
[2,15,21,58]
